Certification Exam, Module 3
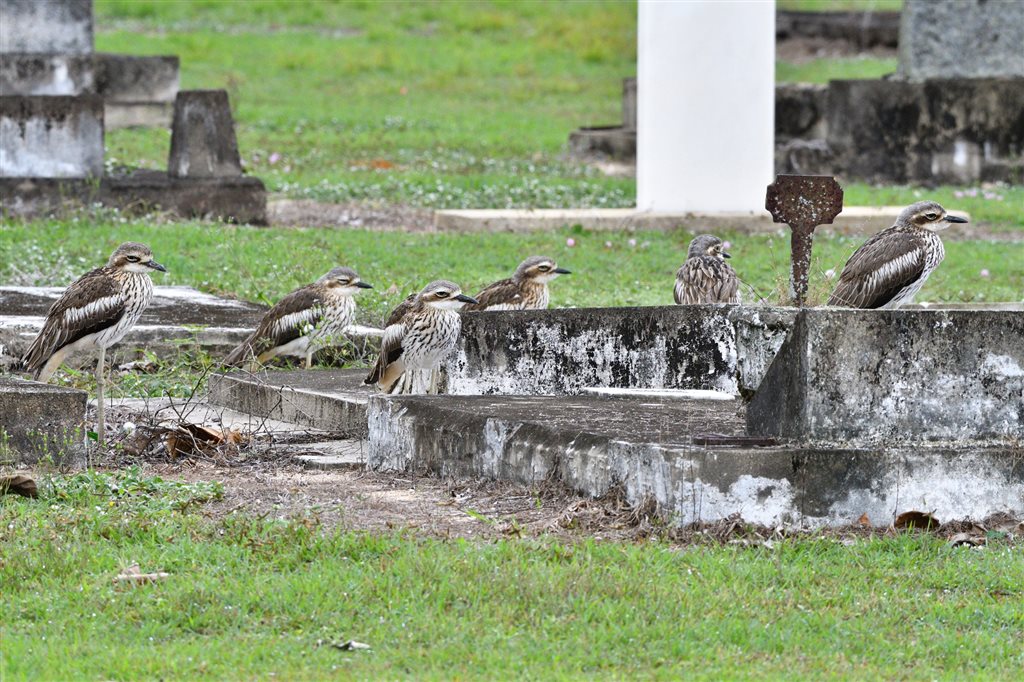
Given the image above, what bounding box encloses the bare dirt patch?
[268,198,436,232]
[777,36,897,64]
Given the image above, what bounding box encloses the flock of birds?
[17,200,964,444]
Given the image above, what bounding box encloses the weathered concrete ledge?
[0,54,95,96]
[448,305,797,397]
[207,370,371,437]
[748,309,1024,444]
[367,393,1024,527]
[0,169,267,223]
[0,377,86,466]
[431,206,969,235]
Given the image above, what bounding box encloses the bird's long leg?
[95,347,106,447]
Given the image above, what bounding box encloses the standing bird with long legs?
[462,255,571,311]
[674,234,740,304]
[223,267,373,371]
[364,280,478,394]
[21,242,167,446]
[827,201,967,309]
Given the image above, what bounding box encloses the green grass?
[3,470,1022,680]
[90,1,909,208]
[95,1,637,208]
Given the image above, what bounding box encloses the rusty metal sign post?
[765,175,844,307]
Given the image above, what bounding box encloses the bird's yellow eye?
[436,291,449,298]
[925,213,938,221]
[126,255,140,262]
[538,266,550,272]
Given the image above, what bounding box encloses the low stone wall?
[447,305,796,397]
[96,54,179,128]
[748,309,1024,444]
[777,10,899,48]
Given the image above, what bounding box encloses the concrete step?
[207,369,372,437]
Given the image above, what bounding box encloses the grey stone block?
[0,0,93,55]
[747,310,1024,444]
[0,95,103,177]
[777,9,900,48]
[0,54,95,95]
[95,54,179,104]
[0,377,86,466]
[898,0,1024,80]
[622,77,636,131]
[168,90,243,178]
[775,83,827,141]
[826,78,1024,185]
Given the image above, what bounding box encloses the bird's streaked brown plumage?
[21,242,166,445]
[674,234,739,305]
[463,256,570,312]
[827,201,966,309]
[365,280,478,394]
[223,267,372,370]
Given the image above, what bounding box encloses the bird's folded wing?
[678,258,738,304]
[465,278,518,311]
[366,322,406,384]
[828,233,925,308]
[23,269,125,369]
[384,293,417,327]
[264,289,325,348]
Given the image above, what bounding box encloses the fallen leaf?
[0,475,38,498]
[857,513,871,528]
[332,640,371,651]
[164,423,246,458]
[894,510,941,531]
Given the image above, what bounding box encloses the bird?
[224,267,372,371]
[827,201,967,309]
[462,256,571,311]
[21,242,167,446]
[364,280,478,394]
[674,234,740,304]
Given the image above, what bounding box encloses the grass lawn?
[2,470,1022,680]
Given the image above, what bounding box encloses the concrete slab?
[95,53,178,129]
[747,309,1024,444]
[432,206,971,235]
[207,369,372,437]
[108,397,330,436]
[0,376,86,466]
[293,443,366,469]
[449,305,797,397]
[169,90,243,178]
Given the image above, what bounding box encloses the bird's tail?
[222,341,256,368]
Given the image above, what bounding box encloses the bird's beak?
[455,293,479,304]
[554,267,572,274]
[945,215,968,224]
[721,251,732,259]
[147,260,167,272]
[355,281,374,289]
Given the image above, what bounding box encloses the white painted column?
[637,0,775,213]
